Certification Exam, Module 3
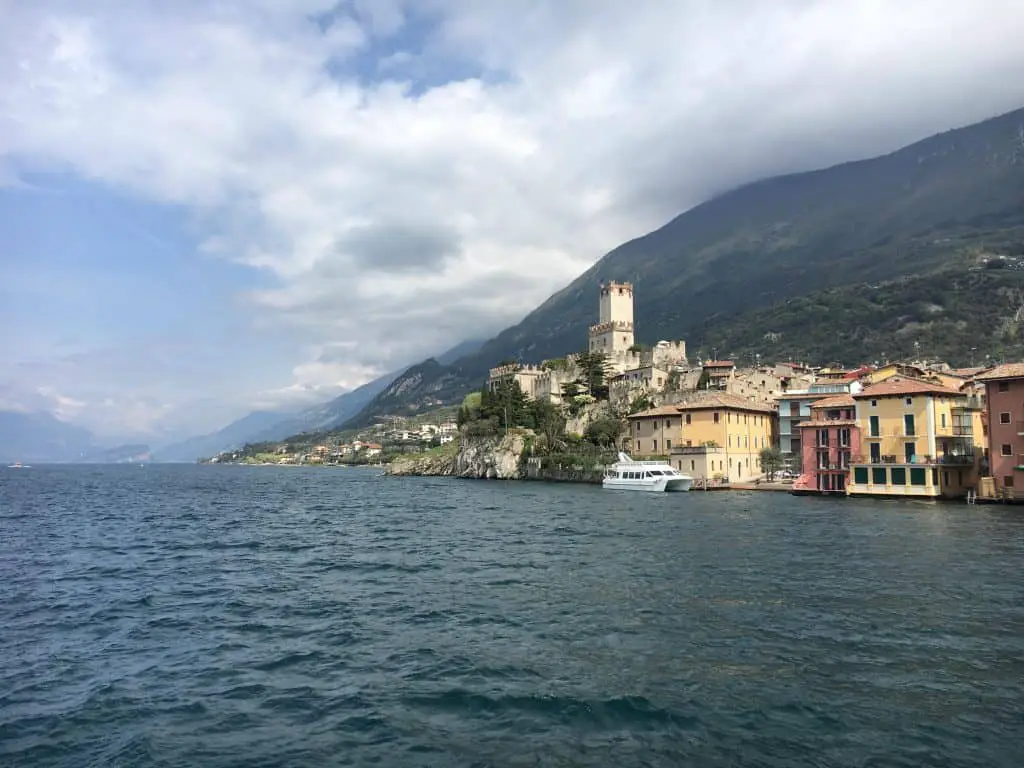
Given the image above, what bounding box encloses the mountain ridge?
[341,105,1024,428]
[155,338,487,461]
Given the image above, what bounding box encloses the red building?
[793,394,861,494]
[976,363,1024,496]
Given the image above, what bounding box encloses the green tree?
[531,399,566,453]
[480,379,530,430]
[584,416,625,448]
[759,446,784,481]
[629,393,654,414]
[576,351,613,398]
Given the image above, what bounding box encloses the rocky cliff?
[385,433,527,480]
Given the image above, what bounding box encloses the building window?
[871,467,887,485]
[910,468,926,486]
[869,415,880,437]
[1000,412,1011,424]
[871,399,877,407]
[636,440,640,451]
[943,471,949,486]
[904,414,915,436]
[854,467,869,484]
[685,414,692,425]
[666,439,672,449]
[941,413,946,428]
[652,440,658,451]
[1002,444,1013,456]
[905,443,915,463]
[1005,475,1014,488]
[891,467,907,485]
[713,412,719,423]
[691,460,695,471]
[905,397,912,406]
[999,381,1010,392]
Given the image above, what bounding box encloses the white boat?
[6,461,30,469]
[603,452,693,492]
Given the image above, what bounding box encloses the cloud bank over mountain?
[2,0,1023,439]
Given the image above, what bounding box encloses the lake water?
[2,465,1023,767]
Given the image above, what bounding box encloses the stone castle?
[488,281,689,404]
[486,280,812,410]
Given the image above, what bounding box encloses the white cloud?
[2,0,1024,438]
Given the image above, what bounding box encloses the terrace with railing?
[851,452,976,466]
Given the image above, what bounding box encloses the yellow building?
[848,377,985,499]
[626,392,777,482]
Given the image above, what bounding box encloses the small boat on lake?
[603,452,693,492]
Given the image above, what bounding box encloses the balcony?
[952,424,973,437]
[936,452,976,466]
[954,396,983,411]
[865,426,918,439]
[852,453,973,466]
[672,445,724,455]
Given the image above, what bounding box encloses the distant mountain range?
[342,106,1024,428]
[153,337,486,462]
[0,411,109,463]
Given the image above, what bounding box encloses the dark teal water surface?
[2,465,1023,767]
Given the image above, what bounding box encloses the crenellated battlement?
[599,281,633,297]
[588,320,634,336]
[486,280,686,405]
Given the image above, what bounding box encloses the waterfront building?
[793,394,861,494]
[776,380,863,461]
[626,392,776,482]
[847,377,984,499]
[976,363,1024,498]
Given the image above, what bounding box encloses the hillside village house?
[793,394,861,494]
[626,393,776,482]
[846,377,985,499]
[976,363,1024,498]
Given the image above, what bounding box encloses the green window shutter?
[854,467,868,484]
[871,467,887,485]
[891,467,907,485]
[910,467,926,486]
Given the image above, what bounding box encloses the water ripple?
[1,465,1023,767]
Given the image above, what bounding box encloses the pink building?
[977,364,1024,494]
[793,394,861,494]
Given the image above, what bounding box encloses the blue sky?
[2,0,1023,445]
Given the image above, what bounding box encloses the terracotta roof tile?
[853,376,963,399]
[703,360,734,368]
[809,394,856,409]
[626,405,683,419]
[674,391,777,414]
[976,363,1024,381]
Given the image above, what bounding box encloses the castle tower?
[588,281,635,354]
